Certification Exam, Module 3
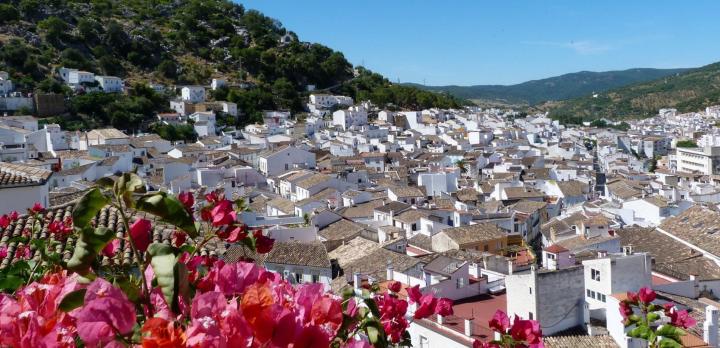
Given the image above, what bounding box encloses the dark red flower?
[510,316,542,344]
[406,284,422,304]
[387,281,402,293]
[218,225,247,243]
[413,294,438,319]
[638,287,656,304]
[30,202,44,214]
[130,218,152,253]
[204,191,220,203]
[178,191,194,213]
[8,211,19,221]
[172,230,187,248]
[0,215,9,228]
[435,298,454,316]
[254,229,274,254]
[619,301,633,319]
[489,310,510,333]
[210,200,235,226]
[668,308,697,329]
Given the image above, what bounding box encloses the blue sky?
[238,1,720,86]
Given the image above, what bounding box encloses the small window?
[591,269,601,281]
[483,244,489,252]
[600,294,606,302]
[529,287,533,295]
[456,277,465,288]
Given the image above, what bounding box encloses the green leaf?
[363,298,381,318]
[364,318,387,348]
[58,289,87,312]
[148,243,186,311]
[67,227,116,275]
[0,275,24,292]
[647,312,660,323]
[114,172,146,208]
[136,192,197,237]
[72,188,110,228]
[658,338,683,348]
[95,176,116,189]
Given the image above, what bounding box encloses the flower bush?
[620,287,697,348]
[0,173,543,347]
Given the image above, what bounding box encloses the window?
[412,223,417,231]
[547,253,555,260]
[529,287,533,295]
[591,269,601,281]
[311,274,319,283]
[528,312,533,320]
[456,277,465,288]
[483,244,489,252]
[419,336,429,348]
[600,294,606,302]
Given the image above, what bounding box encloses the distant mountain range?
[407,68,691,106]
[545,62,720,121]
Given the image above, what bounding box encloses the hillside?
[0,0,461,130]
[409,68,689,106]
[546,62,720,123]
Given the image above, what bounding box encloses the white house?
[333,106,368,130]
[0,162,52,214]
[260,241,332,286]
[181,86,206,103]
[94,76,123,93]
[582,249,652,321]
[257,146,316,177]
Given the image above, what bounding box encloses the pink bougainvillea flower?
[375,292,410,342]
[48,219,73,239]
[74,278,136,346]
[619,301,633,319]
[102,239,121,258]
[310,296,343,334]
[172,230,187,248]
[178,191,195,213]
[129,218,152,252]
[668,308,697,329]
[0,245,7,259]
[141,317,187,348]
[626,291,639,304]
[510,316,543,345]
[294,325,332,348]
[413,294,438,319]
[637,287,656,304]
[8,211,19,221]
[210,200,236,227]
[218,224,247,243]
[406,284,422,304]
[254,229,274,254]
[215,261,261,296]
[344,338,373,348]
[0,215,9,229]
[435,298,454,316]
[489,310,511,333]
[387,281,402,293]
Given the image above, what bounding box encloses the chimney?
[623,245,634,256]
[424,271,432,287]
[353,272,362,290]
[464,318,473,337]
[386,264,394,281]
[437,315,444,325]
[704,305,719,348]
[597,250,608,258]
[508,260,514,275]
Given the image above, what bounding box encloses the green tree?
[676,140,698,148]
[157,60,178,79]
[0,4,19,24]
[38,17,68,44]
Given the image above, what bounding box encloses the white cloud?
[521,40,613,55]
